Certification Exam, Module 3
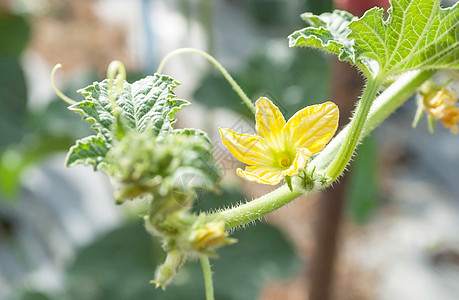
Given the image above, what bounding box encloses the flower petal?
[284,101,339,154]
[219,128,272,165]
[237,166,284,185]
[255,97,286,150]
[282,148,311,176]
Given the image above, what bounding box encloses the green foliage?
[18,291,53,300]
[288,10,356,62]
[289,0,459,78]
[67,222,160,300]
[195,188,301,299]
[306,0,333,15]
[0,12,30,59]
[346,136,380,224]
[0,11,31,199]
[212,221,300,300]
[0,149,31,199]
[349,0,459,77]
[75,74,186,136]
[54,1,459,297]
[0,12,30,151]
[106,129,220,205]
[66,192,300,300]
[7,1,459,298]
[64,72,226,289]
[0,98,88,199]
[0,59,28,152]
[66,135,109,170]
[66,74,189,169]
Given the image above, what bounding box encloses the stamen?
[280,154,292,167]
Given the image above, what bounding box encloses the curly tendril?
[107,60,127,111]
[50,64,77,105]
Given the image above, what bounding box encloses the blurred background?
[0,0,458,299]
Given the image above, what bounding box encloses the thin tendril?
[156,48,256,115]
[51,64,77,105]
[107,60,127,111]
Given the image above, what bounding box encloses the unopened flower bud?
[150,249,183,290]
[190,221,237,252]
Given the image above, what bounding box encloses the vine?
[53,0,459,298]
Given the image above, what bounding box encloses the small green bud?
[150,249,183,290]
[106,130,221,209]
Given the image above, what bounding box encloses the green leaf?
[71,74,188,140]
[307,0,333,15]
[18,291,53,300]
[289,0,459,78]
[0,12,30,58]
[66,135,110,170]
[0,58,28,151]
[349,0,459,77]
[288,10,357,62]
[66,212,300,300]
[0,12,30,151]
[0,149,28,199]
[67,74,188,169]
[0,98,89,200]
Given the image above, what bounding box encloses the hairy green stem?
[156,48,256,115]
[216,70,434,229]
[365,70,435,132]
[220,183,304,229]
[310,70,435,172]
[325,78,380,181]
[200,256,215,300]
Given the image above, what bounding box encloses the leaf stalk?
[325,78,380,180]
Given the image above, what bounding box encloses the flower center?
[280,154,292,168]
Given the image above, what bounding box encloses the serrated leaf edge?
[66,135,110,171]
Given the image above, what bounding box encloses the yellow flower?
[422,87,459,134]
[191,221,235,250]
[219,97,339,185]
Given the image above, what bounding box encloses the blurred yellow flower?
[191,221,235,250]
[219,97,339,185]
[422,87,459,134]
